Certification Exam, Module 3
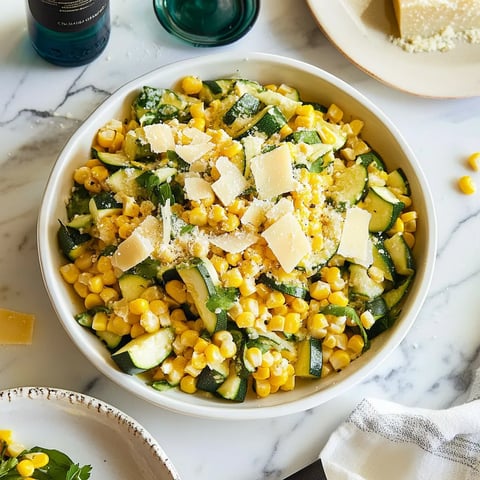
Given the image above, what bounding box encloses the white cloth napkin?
[320,368,480,480]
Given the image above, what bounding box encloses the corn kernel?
[140,310,160,333]
[291,298,309,314]
[284,312,301,334]
[222,268,243,288]
[30,452,49,469]
[17,459,35,477]
[265,291,285,309]
[349,119,364,135]
[458,175,476,195]
[165,280,188,304]
[253,366,270,381]
[205,343,224,364]
[245,347,263,368]
[59,263,80,284]
[326,103,343,123]
[84,293,103,310]
[403,231,416,249]
[128,298,149,315]
[235,311,256,328]
[467,152,480,171]
[328,291,349,307]
[329,350,351,370]
[220,340,237,358]
[347,334,365,354]
[188,206,208,226]
[360,310,375,329]
[130,322,145,338]
[87,274,104,294]
[255,379,271,398]
[181,76,203,95]
[309,281,331,300]
[267,314,285,331]
[180,375,197,394]
[92,311,108,331]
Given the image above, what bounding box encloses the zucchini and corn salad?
[58,76,418,402]
[0,430,91,479]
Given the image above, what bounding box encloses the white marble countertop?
[1,1,480,479]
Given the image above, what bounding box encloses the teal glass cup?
[153,0,259,47]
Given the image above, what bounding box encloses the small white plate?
[306,0,480,98]
[0,387,180,480]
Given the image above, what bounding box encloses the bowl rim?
[0,385,181,479]
[37,51,437,419]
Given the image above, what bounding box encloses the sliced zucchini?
[383,275,413,310]
[362,186,405,232]
[387,168,411,195]
[258,273,309,299]
[106,167,143,196]
[123,128,155,162]
[223,93,262,126]
[93,149,131,168]
[286,130,321,145]
[348,264,384,300]
[196,362,230,393]
[199,79,236,102]
[111,328,174,374]
[96,330,123,350]
[132,86,195,125]
[364,296,389,321]
[118,274,152,302]
[236,106,287,139]
[384,233,415,276]
[371,235,396,282]
[57,221,91,261]
[327,162,368,207]
[176,257,228,333]
[358,150,386,171]
[295,337,323,378]
[66,214,92,230]
[89,192,123,221]
[216,362,248,402]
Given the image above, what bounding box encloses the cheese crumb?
[0,308,35,345]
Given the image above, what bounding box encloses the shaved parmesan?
[250,144,295,199]
[143,124,175,153]
[241,201,267,228]
[337,207,372,266]
[210,231,258,253]
[211,157,248,206]
[184,177,214,202]
[262,213,311,273]
[0,308,35,344]
[111,215,161,271]
[175,142,213,164]
[183,127,212,144]
[266,197,294,222]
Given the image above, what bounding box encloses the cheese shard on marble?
[337,206,372,267]
[184,177,214,202]
[143,124,175,153]
[111,215,161,271]
[0,308,35,345]
[210,231,258,254]
[393,0,480,38]
[261,213,311,273]
[211,157,248,206]
[250,144,295,200]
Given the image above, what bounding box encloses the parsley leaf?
[206,287,239,312]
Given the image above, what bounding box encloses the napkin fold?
[320,368,480,480]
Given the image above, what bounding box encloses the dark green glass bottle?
[26,0,110,67]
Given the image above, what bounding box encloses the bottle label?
[28,0,109,33]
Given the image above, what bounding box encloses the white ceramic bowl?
[37,52,437,419]
[0,386,180,479]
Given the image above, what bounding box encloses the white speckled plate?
[306,0,480,98]
[0,387,180,480]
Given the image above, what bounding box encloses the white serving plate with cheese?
[307,0,480,98]
[0,387,180,479]
[37,52,436,419]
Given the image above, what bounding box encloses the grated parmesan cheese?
[391,0,480,52]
